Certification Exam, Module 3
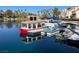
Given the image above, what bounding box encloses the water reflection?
[62,40,79,48]
[0,21,20,29]
[55,38,79,48]
[4,22,13,28]
[20,33,43,44]
[20,31,79,49]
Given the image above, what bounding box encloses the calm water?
[0,22,79,53]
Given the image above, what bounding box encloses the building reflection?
[20,33,43,44]
[4,22,13,29]
[0,21,20,29]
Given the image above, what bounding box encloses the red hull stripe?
[20,29,28,33]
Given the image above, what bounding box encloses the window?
[33,38,36,41]
[38,24,41,27]
[66,16,68,18]
[22,24,27,27]
[38,36,41,40]
[28,24,31,28]
[28,38,31,42]
[33,24,36,28]
[42,23,45,26]
[30,17,33,21]
[34,17,36,20]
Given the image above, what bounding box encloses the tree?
[0,10,4,18]
[67,7,72,10]
[53,7,60,17]
[5,10,13,18]
[39,9,52,19]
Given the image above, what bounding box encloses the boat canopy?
[21,21,44,24]
[43,23,60,33]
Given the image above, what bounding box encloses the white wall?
[76,11,79,19]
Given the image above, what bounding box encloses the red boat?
[20,15,44,36]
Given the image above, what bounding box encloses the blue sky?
[0,6,77,14]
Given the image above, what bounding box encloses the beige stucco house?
[60,7,79,19]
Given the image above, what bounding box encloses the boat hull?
[20,28,43,36]
[63,39,79,48]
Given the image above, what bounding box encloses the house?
[60,7,79,19]
[0,10,4,18]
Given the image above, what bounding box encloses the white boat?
[59,22,79,40]
[42,22,60,36]
[68,29,79,40]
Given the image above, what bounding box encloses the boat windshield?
[21,24,27,27]
[33,24,36,28]
[38,23,41,27]
[29,24,31,28]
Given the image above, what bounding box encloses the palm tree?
[53,7,60,17]
[37,10,40,16]
[39,9,50,19]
